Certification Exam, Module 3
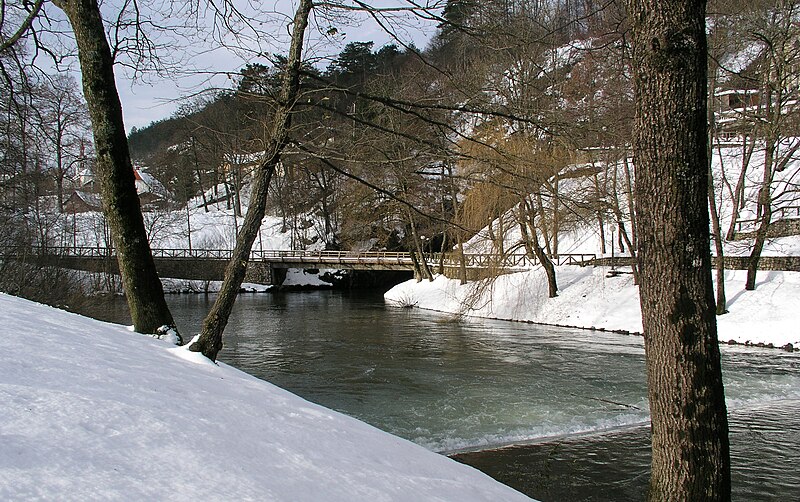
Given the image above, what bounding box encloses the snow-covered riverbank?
[0,293,530,501]
[385,266,800,349]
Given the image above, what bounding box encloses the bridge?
[2,246,598,285]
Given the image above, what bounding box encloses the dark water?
[453,401,800,501]
[97,290,800,500]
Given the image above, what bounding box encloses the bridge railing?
[249,249,414,264]
[431,252,534,269]
[12,245,116,258]
[3,246,602,270]
[554,253,598,266]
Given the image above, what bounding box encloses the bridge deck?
[4,246,608,282]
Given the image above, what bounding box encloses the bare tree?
[189,0,313,361]
[32,75,90,213]
[50,0,178,336]
[743,1,800,290]
[706,25,727,315]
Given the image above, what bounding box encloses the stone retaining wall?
[734,218,800,240]
[588,255,800,271]
[717,255,800,271]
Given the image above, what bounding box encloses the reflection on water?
[99,290,800,500]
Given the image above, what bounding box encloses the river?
[95,290,800,501]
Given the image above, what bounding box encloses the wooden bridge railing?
[1,246,604,271]
[554,253,598,266]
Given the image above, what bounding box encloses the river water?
[100,290,800,500]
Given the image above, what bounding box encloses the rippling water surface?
[156,290,799,500]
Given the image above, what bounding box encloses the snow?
[387,135,800,350]
[385,266,800,348]
[0,293,531,501]
[159,269,336,294]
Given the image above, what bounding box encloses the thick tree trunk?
[54,0,176,336]
[189,0,313,361]
[630,1,731,500]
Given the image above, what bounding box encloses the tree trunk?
[408,212,434,282]
[529,226,557,297]
[745,84,777,291]
[709,167,727,314]
[611,160,639,283]
[594,173,607,254]
[551,175,560,256]
[446,163,468,284]
[745,141,774,290]
[190,137,209,212]
[55,127,65,212]
[519,200,557,297]
[724,135,755,240]
[54,0,176,336]
[535,192,553,257]
[707,72,726,314]
[630,0,731,499]
[622,155,638,251]
[189,0,313,361]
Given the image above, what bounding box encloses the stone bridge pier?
[244,262,287,286]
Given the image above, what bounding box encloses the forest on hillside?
[125,0,799,278]
[2,0,800,293]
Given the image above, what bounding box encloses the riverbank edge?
[384,266,800,352]
[399,307,796,353]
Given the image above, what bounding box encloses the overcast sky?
[107,1,442,133]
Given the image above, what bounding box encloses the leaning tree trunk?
[610,158,638,283]
[54,0,176,335]
[519,201,558,298]
[630,0,731,500]
[189,0,313,361]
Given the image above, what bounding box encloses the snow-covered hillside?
[0,293,531,501]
